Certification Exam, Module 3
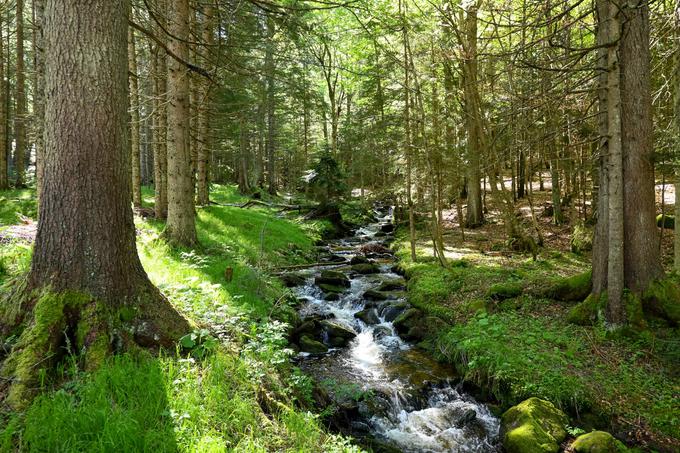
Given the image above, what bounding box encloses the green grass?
[394,228,680,449]
[0,185,360,452]
[0,189,36,225]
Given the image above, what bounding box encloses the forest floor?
[0,186,360,452]
[394,188,680,452]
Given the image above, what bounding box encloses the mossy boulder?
[315,270,350,288]
[350,255,369,265]
[381,302,409,322]
[355,308,380,325]
[642,279,680,326]
[299,335,328,354]
[352,263,381,274]
[363,289,388,301]
[392,308,433,340]
[279,273,306,287]
[320,320,356,347]
[318,283,345,296]
[501,397,568,453]
[571,431,628,453]
[487,282,523,301]
[656,214,674,229]
[546,271,592,302]
[378,279,406,292]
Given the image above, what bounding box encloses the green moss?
[572,431,628,453]
[568,292,604,326]
[571,223,593,254]
[642,279,680,325]
[501,397,569,453]
[487,282,523,301]
[546,271,592,302]
[622,292,646,331]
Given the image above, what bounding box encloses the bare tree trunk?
[165,0,197,246]
[32,0,45,196]
[15,0,27,187]
[674,1,680,271]
[128,25,142,208]
[196,3,214,206]
[0,13,6,190]
[12,0,189,408]
[152,4,168,219]
[265,16,277,195]
[401,0,416,261]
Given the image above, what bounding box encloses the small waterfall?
[291,202,500,452]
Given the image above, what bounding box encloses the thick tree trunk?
[590,0,663,327]
[165,0,198,246]
[128,26,142,208]
[0,14,6,190]
[10,0,189,408]
[14,0,27,187]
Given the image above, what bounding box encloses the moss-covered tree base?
[642,278,680,326]
[545,271,592,302]
[568,291,646,331]
[0,286,190,409]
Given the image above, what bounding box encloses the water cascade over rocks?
[286,203,501,452]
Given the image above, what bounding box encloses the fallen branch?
[273,262,347,272]
[210,199,316,211]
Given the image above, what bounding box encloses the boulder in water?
[456,408,478,428]
[299,335,328,354]
[323,254,348,263]
[373,325,393,339]
[350,254,369,265]
[352,263,380,274]
[393,308,424,335]
[381,302,409,322]
[380,223,395,233]
[316,270,351,287]
[363,289,388,301]
[320,320,357,347]
[501,397,568,453]
[318,283,345,299]
[378,279,407,292]
[280,273,306,287]
[355,308,380,325]
[571,431,628,453]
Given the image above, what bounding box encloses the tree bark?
[128,25,142,208]
[14,0,27,187]
[152,4,168,219]
[32,0,45,196]
[196,3,213,206]
[674,0,680,271]
[265,15,277,195]
[165,0,198,246]
[401,0,417,262]
[0,12,6,190]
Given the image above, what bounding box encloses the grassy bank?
[0,185,359,452]
[393,228,680,451]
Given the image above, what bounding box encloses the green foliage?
[656,214,675,230]
[571,223,593,254]
[0,189,36,225]
[546,271,592,302]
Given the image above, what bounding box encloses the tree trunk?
[461,4,483,227]
[14,0,27,187]
[674,1,680,271]
[11,0,188,409]
[165,0,198,246]
[196,4,214,206]
[590,0,663,327]
[32,0,45,196]
[401,0,416,262]
[152,8,168,219]
[128,25,142,208]
[0,12,6,190]
[265,16,277,195]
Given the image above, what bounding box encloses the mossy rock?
[280,273,306,288]
[315,270,350,288]
[501,397,568,453]
[299,335,328,354]
[642,279,680,326]
[546,271,592,302]
[354,308,380,325]
[350,255,369,265]
[656,214,674,230]
[320,320,356,347]
[352,263,381,274]
[462,298,488,315]
[363,289,388,301]
[572,431,628,453]
[318,283,345,295]
[381,302,409,322]
[378,279,406,292]
[487,282,523,301]
[393,308,424,336]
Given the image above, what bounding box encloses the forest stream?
[288,205,500,452]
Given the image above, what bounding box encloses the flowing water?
[291,204,500,452]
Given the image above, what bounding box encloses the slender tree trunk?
[14,0,27,187]
[152,7,168,219]
[461,4,483,227]
[0,13,6,190]
[401,0,416,261]
[265,16,277,195]
[165,0,197,246]
[196,4,213,206]
[128,25,142,208]
[674,1,680,271]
